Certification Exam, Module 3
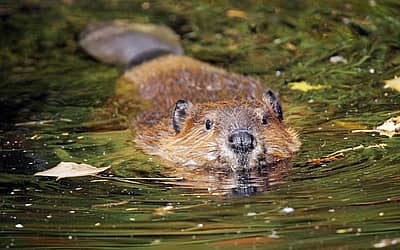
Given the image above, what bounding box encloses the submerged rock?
[79,20,183,65]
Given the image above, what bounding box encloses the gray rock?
[79,20,183,65]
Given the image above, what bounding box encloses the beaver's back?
[116,55,264,126]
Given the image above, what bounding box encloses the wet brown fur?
[116,55,300,169]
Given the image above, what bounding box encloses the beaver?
[80,21,301,171]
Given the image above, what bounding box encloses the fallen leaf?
[352,116,400,137]
[225,9,247,19]
[34,162,110,180]
[383,76,400,92]
[289,81,329,92]
[334,121,368,130]
[285,42,297,51]
[285,42,302,56]
[375,116,400,137]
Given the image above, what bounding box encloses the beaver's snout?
[228,129,256,153]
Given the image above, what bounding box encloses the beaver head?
[135,91,300,170]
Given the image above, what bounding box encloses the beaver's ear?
[262,90,283,121]
[173,99,192,133]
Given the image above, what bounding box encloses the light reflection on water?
[164,161,292,197]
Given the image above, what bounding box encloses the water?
[1,1,400,249]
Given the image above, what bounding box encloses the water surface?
[1,1,400,249]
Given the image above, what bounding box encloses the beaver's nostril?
[228,129,255,152]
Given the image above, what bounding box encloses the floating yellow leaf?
[288,81,329,92]
[383,76,400,92]
[334,121,369,130]
[225,10,247,19]
[285,42,302,56]
[34,162,110,180]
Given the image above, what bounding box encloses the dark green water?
[1,1,400,249]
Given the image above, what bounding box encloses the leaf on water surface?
[288,81,329,92]
[334,121,368,130]
[34,162,110,180]
[383,76,400,92]
[352,116,400,137]
[225,9,247,19]
[375,116,400,137]
[285,42,302,56]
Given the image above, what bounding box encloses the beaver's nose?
[228,129,256,152]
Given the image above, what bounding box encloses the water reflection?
[165,160,291,197]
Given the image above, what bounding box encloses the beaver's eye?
[261,115,268,125]
[205,119,212,130]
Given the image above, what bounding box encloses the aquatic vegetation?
[1,0,400,249]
